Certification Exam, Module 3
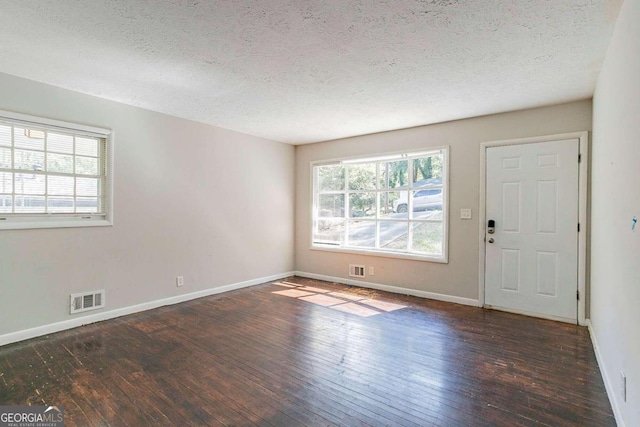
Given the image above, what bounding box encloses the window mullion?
[312,167,318,237]
[375,162,381,249]
[407,158,414,253]
[408,158,414,219]
[344,165,350,246]
[0,168,99,179]
[44,131,48,213]
[73,135,77,213]
[10,125,15,213]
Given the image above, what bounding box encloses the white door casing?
[484,138,580,322]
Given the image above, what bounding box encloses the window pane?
[379,192,396,218]
[14,150,44,171]
[349,192,375,218]
[318,165,344,192]
[48,175,74,196]
[413,154,443,187]
[347,163,376,190]
[77,177,98,196]
[47,197,74,213]
[379,160,408,189]
[76,197,99,213]
[15,173,45,195]
[47,153,74,173]
[0,125,11,147]
[14,127,45,151]
[47,133,74,154]
[409,187,443,215]
[411,222,443,255]
[75,156,98,175]
[0,172,13,193]
[347,220,376,248]
[313,219,344,245]
[76,137,98,157]
[0,147,11,168]
[0,195,12,213]
[380,221,408,251]
[319,194,344,218]
[380,190,409,217]
[413,209,443,221]
[14,195,45,213]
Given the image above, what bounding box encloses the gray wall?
[295,100,592,301]
[0,72,295,337]
[591,0,640,424]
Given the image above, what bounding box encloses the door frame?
[478,132,589,325]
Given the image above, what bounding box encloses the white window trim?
[0,109,114,230]
[309,147,449,263]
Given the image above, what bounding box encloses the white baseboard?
[586,319,626,427]
[294,271,480,307]
[0,271,295,347]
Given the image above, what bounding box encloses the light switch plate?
[460,209,472,219]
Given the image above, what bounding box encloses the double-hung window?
[311,148,448,262]
[0,110,113,229]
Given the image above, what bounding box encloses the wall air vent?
[70,290,105,314]
[349,264,366,278]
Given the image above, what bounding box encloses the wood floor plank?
[0,277,615,426]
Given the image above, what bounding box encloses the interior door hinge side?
[577,290,580,301]
[578,153,582,163]
[578,223,580,232]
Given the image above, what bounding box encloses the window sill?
[310,244,448,263]
[0,218,113,230]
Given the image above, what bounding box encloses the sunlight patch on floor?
[272,289,315,298]
[298,294,346,306]
[330,302,380,317]
[327,292,365,301]
[272,282,297,288]
[278,281,303,287]
[298,286,331,293]
[359,299,407,312]
[271,282,407,317]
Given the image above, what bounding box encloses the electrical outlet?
[369,266,375,276]
[176,276,184,287]
[621,372,627,402]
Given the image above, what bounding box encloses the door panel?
[485,139,579,321]
[536,180,558,233]
[536,251,557,296]
[501,249,520,291]
[502,181,521,232]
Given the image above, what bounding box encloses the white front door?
[484,139,579,322]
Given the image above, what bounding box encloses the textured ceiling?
[0,1,621,144]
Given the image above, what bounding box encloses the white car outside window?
[393,188,443,213]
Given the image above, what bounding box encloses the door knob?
[488,238,494,243]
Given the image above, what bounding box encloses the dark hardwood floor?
[0,277,614,426]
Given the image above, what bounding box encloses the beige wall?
[591,0,640,424]
[0,72,295,337]
[295,100,592,301]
